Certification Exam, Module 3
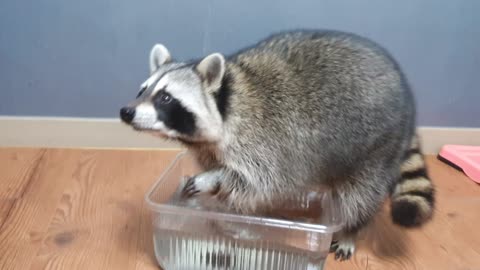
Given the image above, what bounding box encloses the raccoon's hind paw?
[329,240,338,252]
[330,238,355,261]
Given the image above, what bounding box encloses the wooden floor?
[0,148,479,270]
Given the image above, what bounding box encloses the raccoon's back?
[230,30,414,141]
[248,30,408,95]
[226,30,415,179]
[231,30,411,112]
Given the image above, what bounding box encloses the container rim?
[145,151,344,234]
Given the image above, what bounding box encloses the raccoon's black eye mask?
[153,90,172,105]
[151,89,197,136]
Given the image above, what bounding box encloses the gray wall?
[1,0,479,127]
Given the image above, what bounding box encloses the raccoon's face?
[120,44,226,143]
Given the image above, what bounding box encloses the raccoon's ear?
[149,44,171,74]
[195,53,225,90]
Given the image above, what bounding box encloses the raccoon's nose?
[120,107,135,123]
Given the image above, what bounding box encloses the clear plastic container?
[145,152,343,270]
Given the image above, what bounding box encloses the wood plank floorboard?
[0,148,478,270]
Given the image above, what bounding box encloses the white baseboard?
[1,117,479,154]
[0,116,181,150]
[417,126,480,154]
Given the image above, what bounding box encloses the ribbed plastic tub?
[145,152,343,270]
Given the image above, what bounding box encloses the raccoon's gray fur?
[120,30,435,261]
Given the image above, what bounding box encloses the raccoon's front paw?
[330,238,355,261]
[181,176,201,198]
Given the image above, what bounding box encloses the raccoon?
[120,30,435,261]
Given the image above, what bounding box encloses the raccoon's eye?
[157,92,172,104]
[136,87,146,98]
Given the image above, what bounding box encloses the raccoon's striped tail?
[391,134,435,227]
